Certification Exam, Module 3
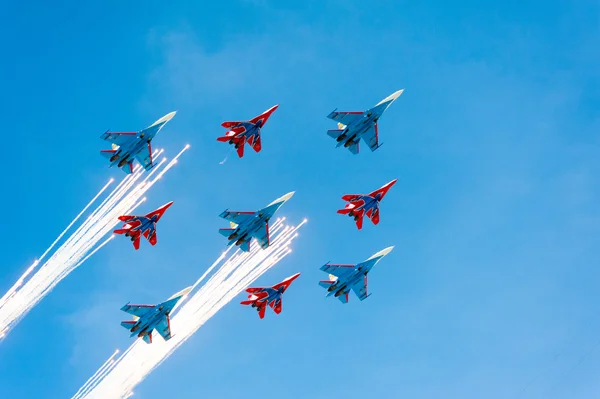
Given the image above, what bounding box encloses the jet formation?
[98,89,403,342]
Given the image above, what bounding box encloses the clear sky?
[0,0,599,398]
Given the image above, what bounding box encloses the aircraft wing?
[252,222,270,249]
[101,131,138,147]
[219,210,256,225]
[320,264,356,279]
[361,124,380,151]
[121,303,155,318]
[154,316,173,341]
[327,110,363,126]
[351,276,369,301]
[134,143,155,171]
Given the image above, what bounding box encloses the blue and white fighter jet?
[120,286,192,344]
[218,192,295,252]
[318,247,394,303]
[100,111,176,174]
[326,90,404,154]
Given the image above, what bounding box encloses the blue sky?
[1,0,599,397]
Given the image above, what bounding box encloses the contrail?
[0,146,189,341]
[74,218,306,399]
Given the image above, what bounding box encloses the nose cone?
[286,272,301,283]
[151,111,177,127]
[382,179,398,192]
[160,201,175,212]
[168,285,193,301]
[266,104,279,114]
[279,191,295,203]
[267,191,295,207]
[367,246,394,261]
[259,104,279,125]
[375,89,404,106]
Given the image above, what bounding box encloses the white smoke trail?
[0,146,189,341]
[72,349,120,399]
[0,179,115,310]
[74,218,306,399]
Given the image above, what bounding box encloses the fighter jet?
[113,201,174,250]
[218,191,295,252]
[217,105,279,158]
[318,247,394,303]
[337,179,397,230]
[326,89,404,154]
[100,111,176,174]
[120,286,192,344]
[241,273,301,319]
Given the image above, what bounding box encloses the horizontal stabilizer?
[219,228,235,238]
[100,150,117,159]
[258,305,266,319]
[251,135,262,153]
[318,280,335,289]
[236,142,245,158]
[327,129,344,139]
[337,207,353,215]
[113,228,129,235]
[120,320,136,330]
[142,334,153,344]
[240,299,255,305]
